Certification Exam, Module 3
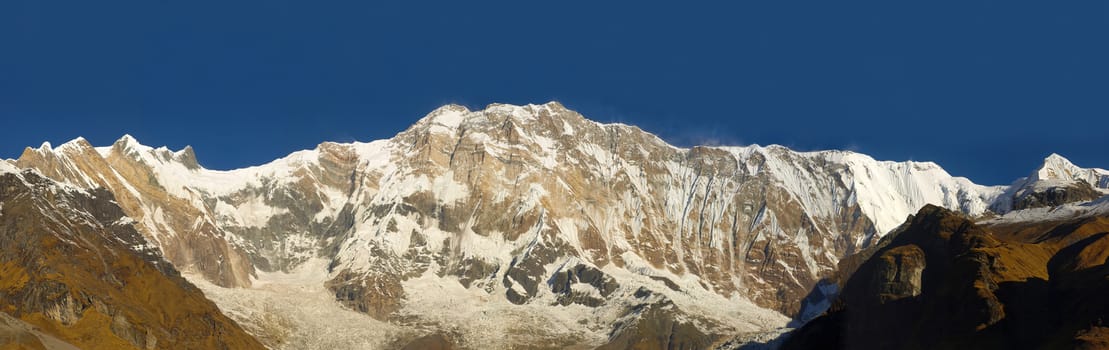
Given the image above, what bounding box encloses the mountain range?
[3,102,1107,349]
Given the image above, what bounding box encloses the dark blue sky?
[2,1,1106,185]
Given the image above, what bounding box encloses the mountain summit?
[6,102,1107,349]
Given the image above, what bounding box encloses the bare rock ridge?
[6,102,1107,348]
[0,164,264,349]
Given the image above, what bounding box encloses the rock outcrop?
[1011,180,1103,211]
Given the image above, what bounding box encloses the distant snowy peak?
[14,103,1016,237]
[408,101,671,148]
[14,105,1101,235]
[416,103,471,130]
[985,154,1108,214]
[106,134,197,168]
[413,102,565,130]
[1033,153,1109,190]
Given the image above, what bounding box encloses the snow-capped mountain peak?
[416,103,471,130]
[9,102,1108,349]
[1032,153,1109,188]
[113,133,145,150]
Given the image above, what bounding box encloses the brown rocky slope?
[0,167,263,349]
[782,204,1109,350]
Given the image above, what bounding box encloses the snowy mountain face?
[990,154,1109,213]
[1034,153,1109,189]
[8,102,1106,349]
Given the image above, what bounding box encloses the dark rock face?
[326,269,405,321]
[325,243,408,322]
[1013,180,1103,211]
[502,238,574,305]
[0,171,264,350]
[784,205,1109,350]
[548,263,620,307]
[870,245,925,303]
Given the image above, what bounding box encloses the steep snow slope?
[722,147,1003,236]
[10,102,1105,348]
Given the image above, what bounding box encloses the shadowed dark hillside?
[784,205,1109,350]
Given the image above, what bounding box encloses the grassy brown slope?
[0,171,264,350]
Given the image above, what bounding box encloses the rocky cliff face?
[1011,180,1103,211]
[782,202,1109,350]
[8,102,1106,348]
[14,138,254,288]
[0,164,264,349]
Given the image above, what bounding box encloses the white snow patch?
[397,270,610,349]
[0,161,18,175]
[561,120,575,136]
[431,171,469,204]
[186,259,404,350]
[232,196,288,228]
